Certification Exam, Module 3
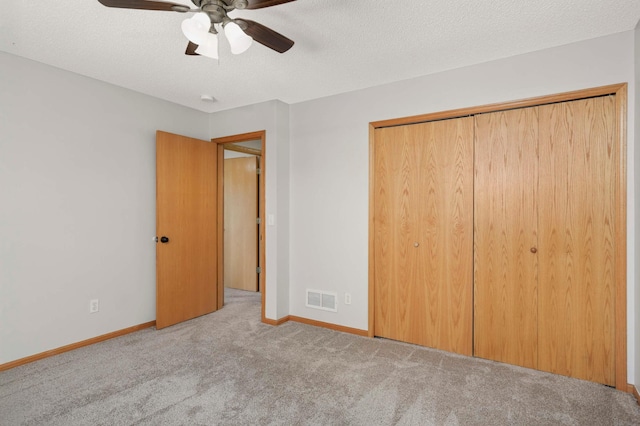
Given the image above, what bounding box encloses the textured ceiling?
[1,1,640,113]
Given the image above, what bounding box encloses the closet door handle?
[530,247,537,254]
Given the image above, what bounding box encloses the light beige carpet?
[1,288,639,425]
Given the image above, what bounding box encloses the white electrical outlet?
[345,293,352,305]
[89,299,99,313]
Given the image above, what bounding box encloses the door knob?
[160,236,170,243]
[414,242,420,248]
[530,247,537,253]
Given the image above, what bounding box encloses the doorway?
[212,131,266,321]
[223,142,260,293]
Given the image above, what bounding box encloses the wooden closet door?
[373,117,473,356]
[473,108,539,369]
[224,156,259,292]
[537,96,616,386]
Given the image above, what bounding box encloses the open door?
[224,156,259,292]
[156,131,218,329]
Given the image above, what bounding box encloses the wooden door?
[156,131,217,329]
[537,97,616,385]
[473,108,539,369]
[373,117,474,356]
[224,156,259,291]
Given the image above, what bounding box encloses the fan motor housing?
[194,0,245,23]
[192,0,246,9]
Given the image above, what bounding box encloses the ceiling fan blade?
[97,0,190,12]
[237,19,294,53]
[244,0,296,10]
[185,42,199,55]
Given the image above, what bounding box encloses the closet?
[370,85,625,388]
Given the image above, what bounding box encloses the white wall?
[208,101,290,320]
[0,52,209,364]
[288,31,637,382]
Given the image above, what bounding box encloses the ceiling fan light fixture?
[225,21,253,55]
[181,12,212,45]
[195,33,219,59]
[97,0,296,56]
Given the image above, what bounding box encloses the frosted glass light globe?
[181,13,211,45]
[225,22,253,55]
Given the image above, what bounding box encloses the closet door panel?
[473,108,539,369]
[538,97,616,386]
[374,117,473,355]
[373,125,415,342]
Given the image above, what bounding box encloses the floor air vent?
[306,289,337,312]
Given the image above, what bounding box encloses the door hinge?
[256,217,261,224]
[256,267,262,274]
[256,168,261,175]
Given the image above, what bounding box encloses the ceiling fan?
[97,0,295,59]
